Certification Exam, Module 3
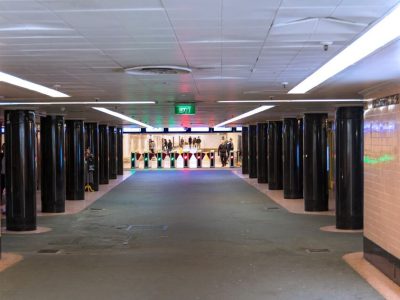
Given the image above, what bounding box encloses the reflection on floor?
[1,170,382,300]
[0,253,23,272]
[38,171,133,216]
[233,171,335,216]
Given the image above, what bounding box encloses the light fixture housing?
[0,101,156,106]
[92,107,153,128]
[289,4,400,94]
[0,71,69,98]
[217,99,365,103]
[214,105,274,128]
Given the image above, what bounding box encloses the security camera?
[321,41,332,52]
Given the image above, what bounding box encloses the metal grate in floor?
[38,249,61,254]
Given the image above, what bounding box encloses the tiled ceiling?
[0,0,399,126]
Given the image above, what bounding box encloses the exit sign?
[175,103,196,115]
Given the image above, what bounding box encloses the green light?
[364,154,395,164]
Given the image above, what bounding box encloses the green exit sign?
[175,103,196,115]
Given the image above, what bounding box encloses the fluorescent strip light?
[215,105,274,128]
[168,127,187,132]
[213,127,232,132]
[191,127,210,132]
[123,128,142,133]
[289,4,400,94]
[236,126,243,132]
[92,107,153,128]
[146,127,164,133]
[0,101,155,105]
[0,71,69,98]
[218,99,365,103]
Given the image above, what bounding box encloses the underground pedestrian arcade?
[1,1,400,300]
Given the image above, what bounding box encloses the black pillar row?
[65,120,85,200]
[40,116,66,213]
[283,118,303,199]
[267,121,283,190]
[109,126,117,179]
[257,123,268,183]
[248,125,257,178]
[117,128,124,175]
[5,110,36,231]
[336,107,364,229]
[303,113,328,211]
[241,127,249,174]
[85,123,99,191]
[99,125,109,184]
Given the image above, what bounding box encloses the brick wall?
[364,104,400,259]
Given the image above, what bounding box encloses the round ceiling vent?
[124,65,192,75]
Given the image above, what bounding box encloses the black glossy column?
[241,127,249,174]
[40,116,65,212]
[5,110,36,231]
[336,107,364,229]
[85,122,99,191]
[65,120,85,200]
[109,126,117,179]
[257,123,268,183]
[117,127,123,175]
[99,125,109,184]
[267,121,283,190]
[303,113,328,211]
[248,125,257,178]
[283,118,303,199]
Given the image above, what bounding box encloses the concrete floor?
[1,170,381,300]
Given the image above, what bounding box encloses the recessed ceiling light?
[289,4,400,94]
[215,105,274,128]
[191,127,210,132]
[0,71,69,98]
[168,127,187,132]
[146,128,164,133]
[0,25,72,31]
[213,127,232,132]
[182,40,261,44]
[217,99,365,103]
[92,107,153,128]
[0,101,156,106]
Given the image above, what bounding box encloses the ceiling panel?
[0,0,399,126]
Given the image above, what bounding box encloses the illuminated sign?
[175,104,196,115]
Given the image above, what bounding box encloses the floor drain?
[38,249,60,254]
[306,248,330,253]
